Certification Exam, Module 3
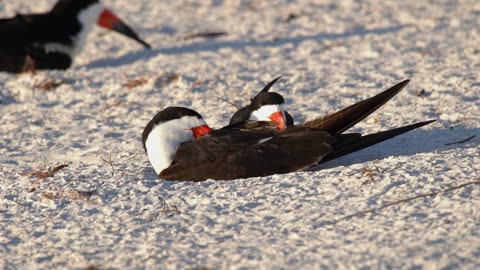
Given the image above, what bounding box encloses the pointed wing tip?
[396,79,411,89]
[410,119,436,129]
[421,119,436,126]
[383,79,411,96]
[259,75,284,93]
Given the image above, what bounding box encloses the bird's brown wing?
[299,80,410,133]
[169,121,279,167]
[159,129,336,181]
[321,120,435,163]
[228,106,252,125]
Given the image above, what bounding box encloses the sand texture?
[1,0,479,269]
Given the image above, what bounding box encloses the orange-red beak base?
[191,125,214,139]
[97,9,151,49]
[268,111,286,130]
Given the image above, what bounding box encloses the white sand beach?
[0,0,479,269]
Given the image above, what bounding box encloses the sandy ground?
[1,0,479,269]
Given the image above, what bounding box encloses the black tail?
[300,80,411,133]
[321,120,435,163]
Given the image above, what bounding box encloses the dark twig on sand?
[445,135,476,146]
[416,89,427,97]
[183,31,228,40]
[158,197,181,216]
[123,76,148,89]
[155,73,180,87]
[34,79,65,91]
[332,180,480,224]
[212,95,241,109]
[42,189,97,202]
[100,153,115,177]
[19,164,69,179]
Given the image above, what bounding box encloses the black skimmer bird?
[0,0,151,73]
[142,80,434,181]
[231,79,413,134]
[229,76,295,127]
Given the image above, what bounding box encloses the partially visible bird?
[230,77,411,134]
[229,76,294,127]
[0,0,150,73]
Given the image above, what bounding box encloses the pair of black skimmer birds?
[142,79,434,181]
[0,0,150,73]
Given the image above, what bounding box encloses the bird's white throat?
[75,2,104,55]
[249,104,285,121]
[145,116,207,175]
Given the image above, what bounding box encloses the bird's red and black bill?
[97,9,151,49]
[268,111,286,130]
[191,125,214,139]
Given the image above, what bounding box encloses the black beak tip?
[130,35,151,49]
[139,39,152,49]
[112,23,152,49]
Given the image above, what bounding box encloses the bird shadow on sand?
[84,25,409,69]
[315,126,479,170]
[0,92,16,105]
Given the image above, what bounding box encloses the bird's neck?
[41,3,103,58]
[145,117,207,175]
[71,2,103,56]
